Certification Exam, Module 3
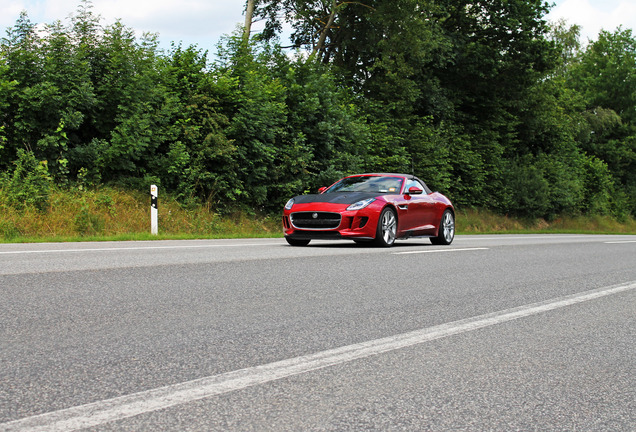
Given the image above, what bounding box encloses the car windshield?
[325,176,404,194]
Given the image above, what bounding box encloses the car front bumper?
[282,202,381,241]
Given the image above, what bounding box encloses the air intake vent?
[290,212,341,230]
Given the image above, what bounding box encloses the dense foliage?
[1,0,635,219]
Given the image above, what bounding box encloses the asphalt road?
[1,235,635,431]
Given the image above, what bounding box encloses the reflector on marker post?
[150,185,158,235]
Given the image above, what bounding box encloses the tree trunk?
[312,0,337,59]
[243,0,255,44]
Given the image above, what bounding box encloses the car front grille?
[290,212,341,230]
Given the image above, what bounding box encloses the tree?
[568,27,636,214]
[571,27,636,124]
[1,11,44,164]
[153,44,237,207]
[276,57,368,193]
[253,0,376,61]
[549,19,582,74]
[0,59,18,164]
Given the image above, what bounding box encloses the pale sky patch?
[546,0,635,42]
[1,0,634,52]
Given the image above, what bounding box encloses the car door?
[399,179,437,234]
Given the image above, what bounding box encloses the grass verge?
[0,187,634,243]
[0,187,280,243]
[456,208,636,234]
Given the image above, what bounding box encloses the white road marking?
[0,243,283,255]
[3,280,635,432]
[393,247,489,255]
[457,235,584,240]
[2,235,633,255]
[458,235,634,241]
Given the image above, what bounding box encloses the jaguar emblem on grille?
[312,213,318,219]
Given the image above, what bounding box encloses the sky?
[0,0,635,53]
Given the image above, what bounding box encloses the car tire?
[375,207,397,247]
[431,209,454,245]
[285,237,310,246]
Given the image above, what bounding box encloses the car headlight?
[347,198,375,211]
[284,198,295,210]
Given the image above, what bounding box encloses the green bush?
[0,220,20,240]
[504,159,551,219]
[74,203,105,236]
[1,150,52,211]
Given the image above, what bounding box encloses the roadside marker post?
[151,185,158,235]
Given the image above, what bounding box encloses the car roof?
[346,173,415,179]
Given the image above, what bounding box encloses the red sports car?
[282,173,455,247]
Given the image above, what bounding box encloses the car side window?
[405,179,425,193]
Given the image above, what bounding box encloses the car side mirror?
[407,186,423,195]
[318,187,327,194]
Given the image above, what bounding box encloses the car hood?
[293,192,381,205]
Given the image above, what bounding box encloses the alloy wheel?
[381,209,397,246]
[442,211,455,243]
